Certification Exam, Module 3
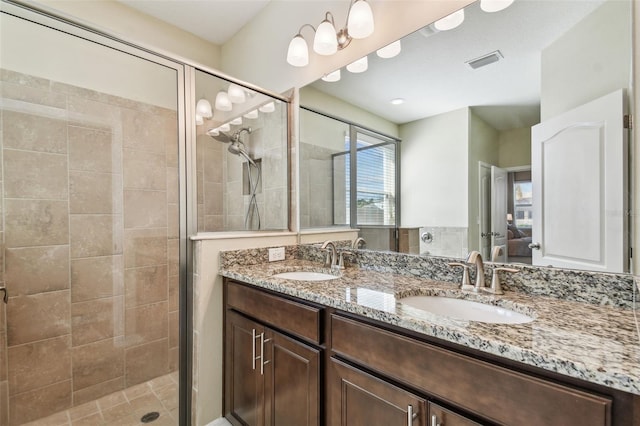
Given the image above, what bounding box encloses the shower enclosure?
[1,3,188,425]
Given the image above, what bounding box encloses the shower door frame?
[0,1,194,424]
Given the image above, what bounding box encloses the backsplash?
[220,243,636,309]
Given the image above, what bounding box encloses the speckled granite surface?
[219,245,640,395]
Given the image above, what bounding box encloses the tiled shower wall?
[0,69,179,425]
[197,107,287,232]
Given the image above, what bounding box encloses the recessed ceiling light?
[390,98,405,105]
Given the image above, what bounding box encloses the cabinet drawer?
[331,314,611,426]
[226,281,322,344]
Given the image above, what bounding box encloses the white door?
[491,166,508,262]
[478,162,492,259]
[531,89,628,273]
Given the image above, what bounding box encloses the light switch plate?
[268,247,285,262]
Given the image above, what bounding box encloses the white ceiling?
[117,0,271,45]
[116,0,605,130]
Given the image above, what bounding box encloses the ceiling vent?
[466,50,503,69]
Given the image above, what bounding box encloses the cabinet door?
[330,358,427,426]
[225,311,265,426]
[263,330,321,426]
[429,402,481,426]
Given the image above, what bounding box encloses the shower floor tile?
[21,372,179,426]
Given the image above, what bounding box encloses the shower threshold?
[21,372,179,426]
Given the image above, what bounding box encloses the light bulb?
[230,117,242,125]
[206,128,219,137]
[227,83,246,103]
[376,40,401,59]
[244,109,259,119]
[259,102,275,113]
[347,0,374,39]
[480,0,514,12]
[287,34,309,67]
[434,9,464,31]
[196,98,212,118]
[195,114,204,125]
[346,56,368,73]
[218,123,231,132]
[313,18,338,55]
[215,91,232,111]
[322,69,341,82]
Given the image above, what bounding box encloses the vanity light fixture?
[376,40,402,59]
[244,109,259,119]
[286,0,375,67]
[258,102,275,113]
[215,91,232,111]
[346,56,368,73]
[218,123,231,132]
[206,128,219,137]
[322,69,341,82]
[196,98,213,118]
[434,8,465,31]
[481,0,514,13]
[227,83,247,104]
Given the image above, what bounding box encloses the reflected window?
[513,181,532,229]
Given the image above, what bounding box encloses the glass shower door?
[1,6,184,425]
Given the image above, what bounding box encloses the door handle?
[528,242,541,250]
[259,333,271,376]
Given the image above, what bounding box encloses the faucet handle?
[447,262,474,291]
[338,250,355,269]
[484,267,519,295]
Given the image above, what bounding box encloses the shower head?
[228,141,257,167]
[206,128,233,143]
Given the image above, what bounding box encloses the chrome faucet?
[352,237,366,249]
[466,250,485,292]
[321,240,337,269]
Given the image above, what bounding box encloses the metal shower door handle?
[528,242,541,250]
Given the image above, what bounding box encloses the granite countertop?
[220,258,640,396]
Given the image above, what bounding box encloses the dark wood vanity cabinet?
[224,281,322,426]
[224,279,638,426]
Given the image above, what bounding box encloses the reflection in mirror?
[299,0,632,272]
[195,69,288,232]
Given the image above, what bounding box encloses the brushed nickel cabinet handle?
[407,405,413,426]
[431,414,441,426]
[251,328,257,370]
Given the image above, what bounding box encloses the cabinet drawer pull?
[431,414,441,426]
[252,328,257,370]
[259,333,270,375]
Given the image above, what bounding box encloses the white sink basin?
[399,296,534,324]
[272,271,339,281]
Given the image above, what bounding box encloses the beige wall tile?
[5,246,69,296]
[7,291,70,346]
[168,276,178,313]
[123,190,167,229]
[167,239,179,277]
[70,214,123,258]
[3,149,68,200]
[2,111,67,154]
[72,338,124,391]
[124,265,167,308]
[122,109,167,154]
[0,69,49,89]
[70,171,119,214]
[124,228,167,269]
[72,376,124,407]
[66,96,120,133]
[67,400,99,421]
[168,311,178,349]
[1,81,66,109]
[0,332,6,382]
[203,147,223,183]
[169,347,179,373]
[204,182,223,216]
[166,168,179,204]
[123,149,166,190]
[68,126,114,173]
[154,381,178,411]
[168,203,179,239]
[4,200,69,248]
[125,302,167,347]
[125,339,168,387]
[8,335,71,394]
[204,215,223,232]
[71,256,124,303]
[9,380,71,426]
[0,380,8,426]
[71,298,121,346]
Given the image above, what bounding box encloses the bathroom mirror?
[195,69,289,232]
[299,0,632,271]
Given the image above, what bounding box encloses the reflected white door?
[491,166,508,262]
[478,162,492,258]
[531,89,628,272]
